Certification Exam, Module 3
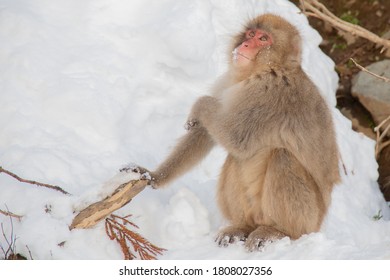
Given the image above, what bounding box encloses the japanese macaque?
[130,14,340,251]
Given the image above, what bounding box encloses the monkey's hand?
[184,119,199,131]
[120,164,156,187]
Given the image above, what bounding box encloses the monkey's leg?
[215,155,254,246]
[151,127,215,187]
[248,148,325,251]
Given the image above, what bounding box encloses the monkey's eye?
[259,36,268,41]
[249,31,255,37]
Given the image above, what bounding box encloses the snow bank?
[0,0,389,259]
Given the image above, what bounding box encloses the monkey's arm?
[187,95,251,157]
[150,127,215,187]
[186,96,220,129]
[282,116,341,201]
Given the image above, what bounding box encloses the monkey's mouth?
[237,52,251,60]
[232,48,252,62]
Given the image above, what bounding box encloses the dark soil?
[291,0,390,200]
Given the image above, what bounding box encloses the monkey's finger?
[215,234,243,247]
[120,164,149,176]
[119,164,139,173]
[184,119,199,130]
[215,235,231,247]
[245,237,266,252]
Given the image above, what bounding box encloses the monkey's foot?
[245,226,286,252]
[184,119,199,131]
[119,164,153,181]
[215,226,252,247]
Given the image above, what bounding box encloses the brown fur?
[144,14,340,251]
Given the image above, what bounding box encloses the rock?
[351,59,390,127]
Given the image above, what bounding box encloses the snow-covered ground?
[0,0,389,260]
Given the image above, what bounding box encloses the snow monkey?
[129,14,340,251]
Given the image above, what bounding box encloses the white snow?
[0,0,389,260]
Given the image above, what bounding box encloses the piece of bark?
[69,179,149,230]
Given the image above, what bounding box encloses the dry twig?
[0,213,17,260]
[374,116,390,159]
[0,206,28,259]
[0,209,23,221]
[25,245,33,260]
[299,0,390,51]
[0,166,70,195]
[350,58,390,83]
[105,214,165,260]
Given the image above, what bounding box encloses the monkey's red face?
[232,29,273,66]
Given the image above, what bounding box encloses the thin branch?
[375,115,390,143]
[26,245,33,260]
[375,116,390,132]
[340,158,348,176]
[1,220,16,259]
[378,122,390,144]
[374,116,390,159]
[0,166,70,195]
[350,58,390,83]
[0,224,9,258]
[0,209,23,221]
[300,0,390,50]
